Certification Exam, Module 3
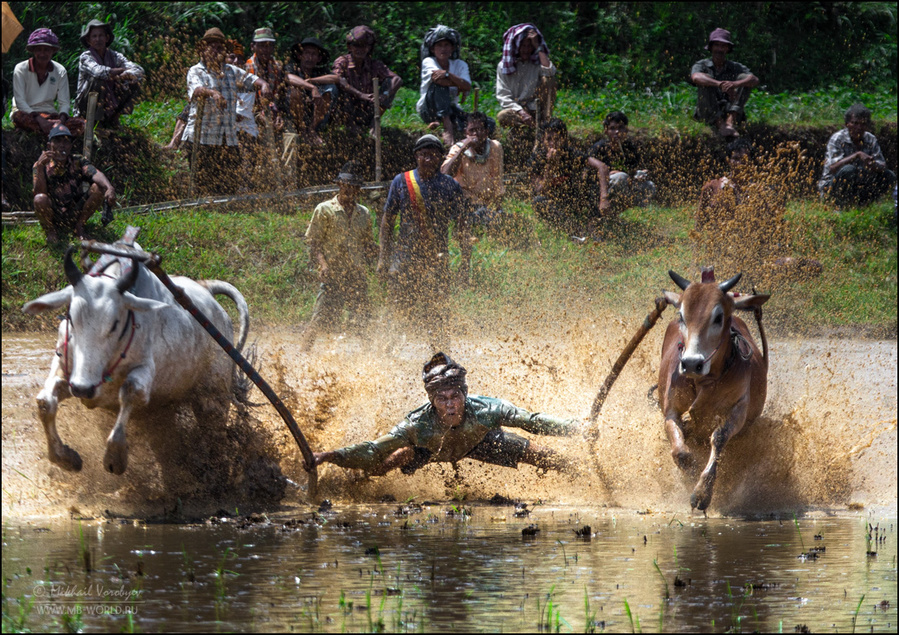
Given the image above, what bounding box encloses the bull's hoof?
[672,448,694,471]
[690,477,715,511]
[50,445,83,472]
[103,443,128,475]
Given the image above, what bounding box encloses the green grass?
[4,195,895,335]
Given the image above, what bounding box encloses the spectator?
[441,111,504,226]
[528,118,605,235]
[495,24,556,129]
[11,28,84,136]
[696,138,755,233]
[690,28,758,138]
[181,28,271,195]
[244,27,289,136]
[332,25,403,133]
[589,111,655,211]
[301,161,377,351]
[379,134,471,342]
[286,37,339,145]
[32,124,115,243]
[75,19,144,128]
[417,24,471,146]
[818,103,896,208]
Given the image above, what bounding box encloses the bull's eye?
[713,313,723,325]
[109,319,119,334]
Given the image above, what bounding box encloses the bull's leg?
[104,368,151,475]
[664,410,693,470]
[37,361,82,471]
[691,402,748,511]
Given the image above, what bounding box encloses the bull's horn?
[64,247,83,287]
[116,259,140,294]
[668,270,691,290]
[719,272,743,292]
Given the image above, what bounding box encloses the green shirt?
[331,395,581,470]
[305,195,375,278]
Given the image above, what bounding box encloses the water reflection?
[3,507,896,632]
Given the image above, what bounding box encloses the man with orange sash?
[379,134,471,340]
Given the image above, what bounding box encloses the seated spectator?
[441,111,504,226]
[75,19,145,128]
[696,138,754,233]
[286,37,339,145]
[528,118,605,236]
[11,28,85,136]
[181,28,271,195]
[417,24,471,146]
[332,25,402,132]
[690,28,758,138]
[818,103,896,208]
[245,28,289,137]
[32,124,115,243]
[495,24,556,129]
[589,111,655,211]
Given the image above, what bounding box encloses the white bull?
[23,248,249,475]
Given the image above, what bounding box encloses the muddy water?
[2,327,896,631]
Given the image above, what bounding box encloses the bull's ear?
[23,287,74,315]
[122,293,169,312]
[733,294,770,311]
[663,291,682,308]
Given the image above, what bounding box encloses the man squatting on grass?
[314,353,583,476]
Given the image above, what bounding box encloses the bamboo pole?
[373,77,382,182]
[82,92,98,160]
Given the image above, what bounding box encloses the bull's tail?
[754,307,768,366]
[203,280,250,353]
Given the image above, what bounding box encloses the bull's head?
[23,248,168,399]
[664,267,769,377]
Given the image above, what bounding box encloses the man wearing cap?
[379,134,471,335]
[182,28,272,195]
[75,19,144,128]
[286,37,339,145]
[313,352,582,476]
[495,23,557,129]
[301,161,377,351]
[32,124,116,242]
[11,28,85,136]
[332,25,402,132]
[690,28,758,138]
[245,27,289,134]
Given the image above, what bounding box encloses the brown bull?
[659,267,769,511]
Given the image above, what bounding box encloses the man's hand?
[526,29,541,48]
[313,451,335,466]
[318,264,330,283]
[431,69,448,82]
[104,186,116,206]
[208,90,227,110]
[35,150,56,168]
[518,109,534,126]
[460,134,477,150]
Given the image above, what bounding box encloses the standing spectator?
[75,19,144,128]
[244,27,289,136]
[818,103,896,208]
[182,28,271,195]
[332,25,403,133]
[690,28,758,138]
[528,118,606,235]
[379,134,471,342]
[286,37,339,145]
[32,124,115,243]
[417,24,471,146]
[11,28,84,136]
[301,161,377,351]
[441,111,505,226]
[495,24,556,129]
[589,111,655,211]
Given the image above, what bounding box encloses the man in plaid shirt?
[182,28,271,194]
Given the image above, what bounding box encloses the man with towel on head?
[314,352,583,476]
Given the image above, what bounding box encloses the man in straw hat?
[314,352,583,476]
[32,123,116,243]
[182,27,272,195]
[301,161,377,351]
[11,28,84,136]
[690,28,758,138]
[75,19,144,128]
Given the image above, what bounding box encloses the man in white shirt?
[417,25,471,146]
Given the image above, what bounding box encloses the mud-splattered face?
[431,387,465,429]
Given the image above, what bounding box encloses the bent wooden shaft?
[79,241,319,501]
[83,92,98,160]
[589,296,669,423]
[373,77,382,182]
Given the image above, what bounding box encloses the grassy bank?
[3,196,896,336]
